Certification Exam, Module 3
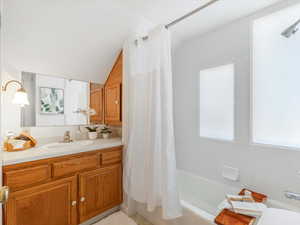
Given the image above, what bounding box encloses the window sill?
[199,136,235,144]
[249,141,300,152]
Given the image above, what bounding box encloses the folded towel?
[215,209,256,225]
[230,201,267,216]
[217,199,267,217]
[216,200,232,215]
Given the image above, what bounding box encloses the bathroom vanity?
[2,139,123,225]
[1,51,124,225]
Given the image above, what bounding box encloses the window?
[253,5,300,148]
[199,64,234,141]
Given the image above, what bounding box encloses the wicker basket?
[4,132,37,152]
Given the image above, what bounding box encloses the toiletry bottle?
[75,126,82,141]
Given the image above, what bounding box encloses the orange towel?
[239,189,267,203]
[215,209,255,225]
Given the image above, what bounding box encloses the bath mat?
[94,211,137,225]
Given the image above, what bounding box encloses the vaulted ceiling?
[3,0,285,83]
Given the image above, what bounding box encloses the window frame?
[250,9,300,151]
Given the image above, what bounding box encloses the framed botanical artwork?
[39,87,64,114]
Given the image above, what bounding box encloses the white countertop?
[3,138,123,166]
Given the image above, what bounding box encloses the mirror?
[21,72,90,127]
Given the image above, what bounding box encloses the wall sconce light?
[2,80,30,107]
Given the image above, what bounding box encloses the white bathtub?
[136,169,300,225]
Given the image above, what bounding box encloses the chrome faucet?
[62,131,73,143]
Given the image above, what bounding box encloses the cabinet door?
[104,83,121,125]
[78,164,122,223]
[90,83,103,124]
[5,176,77,225]
[105,53,122,85]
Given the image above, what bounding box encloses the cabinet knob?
[71,201,77,206]
[115,100,119,105]
[80,197,85,202]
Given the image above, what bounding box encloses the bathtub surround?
[136,199,216,225]
[173,0,300,209]
[123,25,182,219]
[137,170,300,225]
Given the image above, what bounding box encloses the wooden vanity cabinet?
[104,83,121,124]
[3,146,123,225]
[104,52,122,125]
[78,164,122,223]
[5,176,78,225]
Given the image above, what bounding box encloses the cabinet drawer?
[4,165,51,190]
[53,154,99,178]
[101,151,122,165]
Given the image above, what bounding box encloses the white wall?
[2,0,137,84]
[252,5,300,148]
[1,0,286,142]
[1,0,137,141]
[173,0,300,208]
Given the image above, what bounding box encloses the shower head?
[281,19,300,38]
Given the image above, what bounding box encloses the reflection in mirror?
[90,83,104,124]
[65,79,89,126]
[21,72,36,127]
[21,72,89,127]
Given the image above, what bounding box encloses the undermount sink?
[43,140,94,149]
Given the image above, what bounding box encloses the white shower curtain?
[123,25,182,220]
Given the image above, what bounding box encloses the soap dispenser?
[75,126,83,140]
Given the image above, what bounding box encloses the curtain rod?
[137,0,221,42]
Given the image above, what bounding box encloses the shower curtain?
[123,25,182,220]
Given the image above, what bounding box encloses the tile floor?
[93,211,153,225]
[131,214,153,225]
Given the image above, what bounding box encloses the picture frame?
[39,87,64,114]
